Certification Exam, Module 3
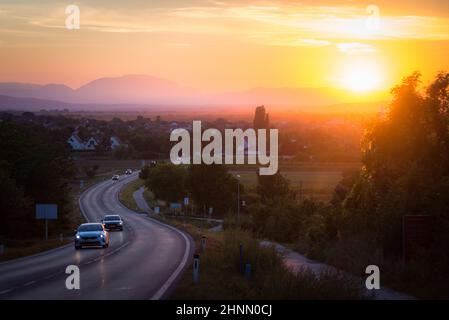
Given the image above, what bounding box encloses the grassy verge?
[119,178,145,212]
[0,239,72,262]
[150,215,362,299]
[143,188,156,207]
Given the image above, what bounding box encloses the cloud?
[336,43,377,54]
[2,1,449,46]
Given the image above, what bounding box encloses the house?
[85,137,98,150]
[110,136,124,150]
[67,133,99,151]
[67,134,85,150]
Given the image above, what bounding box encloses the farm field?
[230,162,360,202]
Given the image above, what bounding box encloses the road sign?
[36,204,58,219]
[184,197,189,206]
[170,203,182,210]
[154,206,160,214]
[36,204,57,241]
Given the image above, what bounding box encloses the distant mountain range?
[0,74,388,112]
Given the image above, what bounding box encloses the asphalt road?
[0,173,194,300]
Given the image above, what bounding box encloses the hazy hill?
[0,74,388,111]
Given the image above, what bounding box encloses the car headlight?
[76,234,80,239]
[100,234,104,238]
[119,221,123,225]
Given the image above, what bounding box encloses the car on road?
[125,169,133,175]
[102,214,124,231]
[75,223,109,249]
[112,174,120,181]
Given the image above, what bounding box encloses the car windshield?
[104,216,120,221]
[78,224,103,232]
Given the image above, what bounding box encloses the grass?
[230,162,360,201]
[150,215,362,299]
[119,178,145,212]
[0,239,72,262]
[143,188,156,207]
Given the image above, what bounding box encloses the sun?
[340,60,383,92]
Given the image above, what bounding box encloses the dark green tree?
[256,172,290,202]
[187,164,239,216]
[145,163,186,203]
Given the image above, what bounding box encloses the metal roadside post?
[201,235,207,252]
[245,263,252,279]
[193,254,200,284]
[237,175,241,224]
[239,243,243,273]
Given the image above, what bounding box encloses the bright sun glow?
[340,61,383,92]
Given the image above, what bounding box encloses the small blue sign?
[36,204,58,220]
[170,203,182,210]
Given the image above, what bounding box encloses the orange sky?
[1,0,449,99]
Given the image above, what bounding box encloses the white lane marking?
[112,173,193,300]
[149,219,192,300]
[0,288,16,295]
[23,280,36,287]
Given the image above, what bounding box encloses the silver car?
[75,223,109,249]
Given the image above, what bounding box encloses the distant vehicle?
[102,214,124,231]
[75,223,109,249]
[125,169,132,175]
[112,174,120,181]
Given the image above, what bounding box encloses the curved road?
[0,173,194,300]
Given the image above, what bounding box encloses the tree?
[256,172,290,202]
[139,165,150,180]
[145,163,186,203]
[83,165,99,179]
[0,121,75,238]
[187,164,239,216]
[253,105,269,130]
[337,72,449,257]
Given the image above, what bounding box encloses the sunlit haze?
[1,0,449,107]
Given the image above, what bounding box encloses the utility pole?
[237,175,241,224]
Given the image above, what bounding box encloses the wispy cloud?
[2,1,449,46]
[337,43,377,54]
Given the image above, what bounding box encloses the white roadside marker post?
[193,254,200,284]
[201,235,207,252]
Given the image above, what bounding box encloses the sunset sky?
[1,0,449,99]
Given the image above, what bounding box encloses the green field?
[230,162,360,201]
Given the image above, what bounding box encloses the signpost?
[36,204,58,240]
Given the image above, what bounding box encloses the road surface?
[0,173,194,300]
